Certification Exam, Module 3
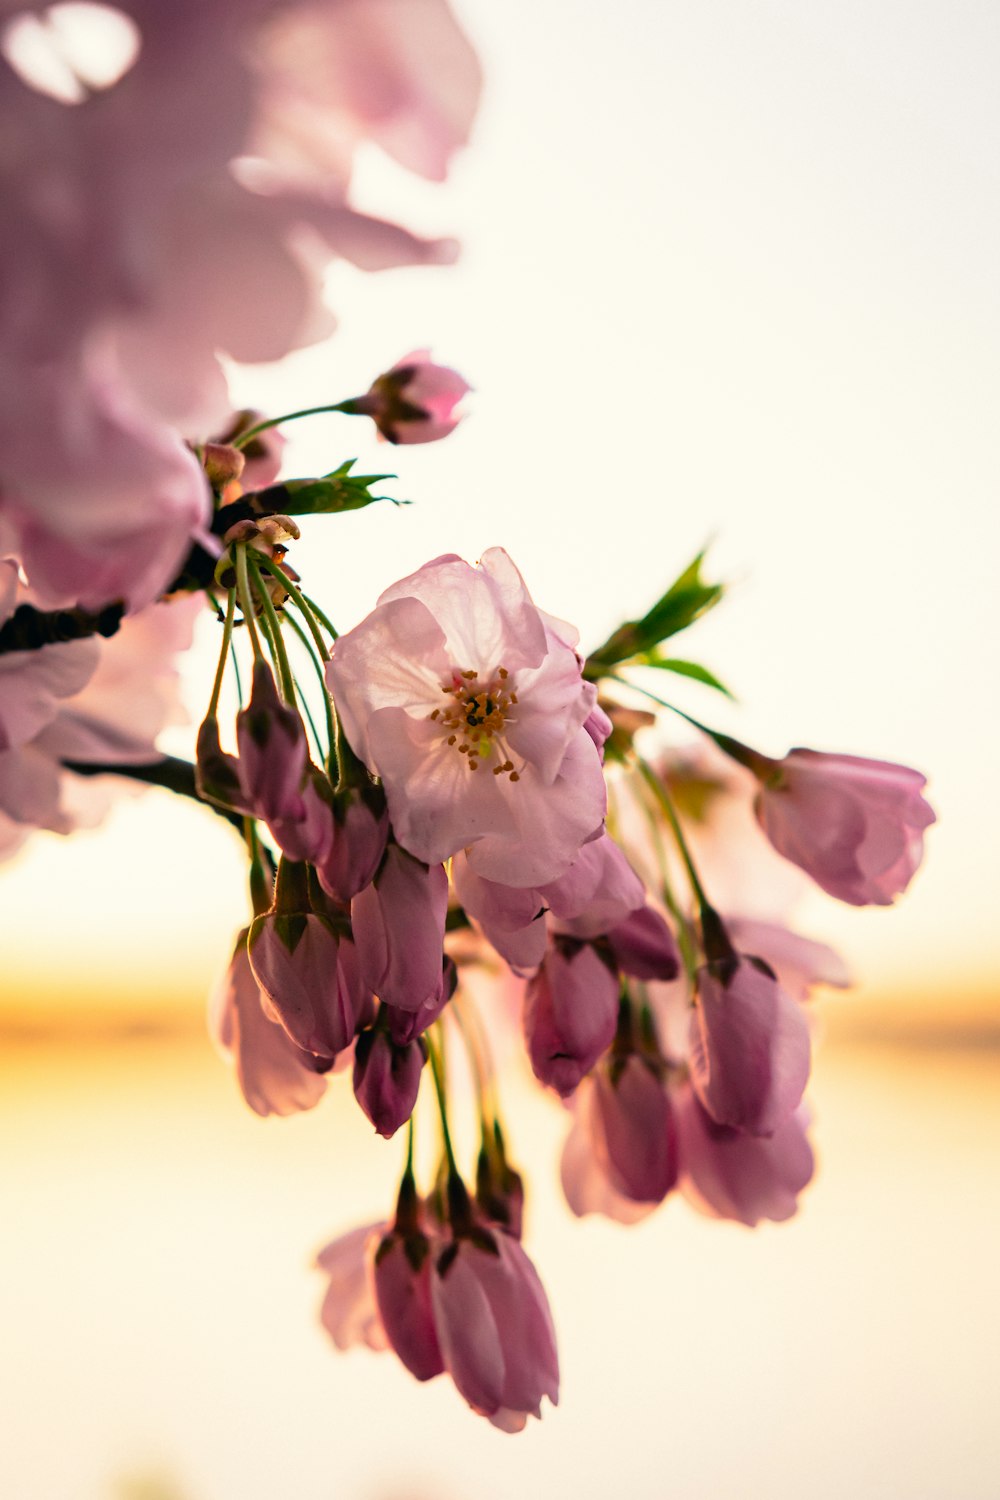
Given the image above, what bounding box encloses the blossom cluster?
[1,0,936,1440]
[190,505,932,1430]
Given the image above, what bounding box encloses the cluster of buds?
[187,421,933,1429]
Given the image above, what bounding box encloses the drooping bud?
[351,845,448,1011]
[372,1205,444,1382]
[689,953,811,1137]
[316,779,390,902]
[195,714,251,814]
[353,1028,425,1138]
[270,764,335,865]
[235,659,307,824]
[248,857,366,1057]
[523,939,620,1096]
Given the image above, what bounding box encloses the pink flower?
[675,1085,815,1226]
[327,549,606,886]
[754,748,935,906]
[363,350,470,444]
[315,1223,389,1354]
[351,844,448,1012]
[452,831,645,975]
[250,0,482,185]
[523,940,620,1096]
[431,1228,559,1431]
[0,356,210,614]
[209,931,328,1118]
[689,954,811,1137]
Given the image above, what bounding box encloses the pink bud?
[689,956,811,1137]
[316,782,390,902]
[754,748,935,906]
[366,351,470,444]
[248,911,367,1058]
[431,1229,559,1431]
[384,956,457,1045]
[270,766,335,865]
[351,845,448,1011]
[523,940,620,1095]
[353,1029,425,1138]
[372,1230,445,1382]
[675,1084,815,1226]
[605,905,680,981]
[235,660,307,824]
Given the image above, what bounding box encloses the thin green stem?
[610,673,770,777]
[449,995,493,1135]
[425,1027,458,1177]
[255,554,330,661]
[247,552,296,704]
[207,589,236,718]
[301,592,339,641]
[233,544,263,660]
[637,756,712,915]
[283,610,336,770]
[624,774,699,986]
[231,402,354,451]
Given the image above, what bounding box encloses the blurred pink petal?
[676,1085,815,1226]
[315,1223,389,1353]
[210,932,328,1118]
[755,748,936,906]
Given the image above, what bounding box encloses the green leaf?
[251,460,403,517]
[584,549,724,676]
[641,655,735,699]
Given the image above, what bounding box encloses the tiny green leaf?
[250,460,403,517]
[584,549,725,677]
[641,655,735,699]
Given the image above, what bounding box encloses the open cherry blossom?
[327,548,607,887]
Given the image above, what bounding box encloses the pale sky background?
[2,0,998,1025]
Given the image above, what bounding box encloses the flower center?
[428,666,520,779]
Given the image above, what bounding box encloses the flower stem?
[254,553,331,661]
[425,1027,459,1178]
[246,552,297,705]
[301,592,339,641]
[233,544,263,660]
[207,589,236,718]
[283,610,337,771]
[231,402,356,451]
[637,756,712,915]
[611,673,772,777]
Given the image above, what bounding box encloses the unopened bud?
[202,443,245,490]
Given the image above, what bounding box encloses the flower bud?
[689,954,811,1137]
[523,939,620,1096]
[361,351,470,445]
[372,1226,444,1381]
[353,1028,425,1138]
[195,714,251,814]
[236,659,307,824]
[753,747,935,906]
[316,780,390,902]
[351,845,448,1011]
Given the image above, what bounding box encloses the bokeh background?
[2,2,999,1497]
